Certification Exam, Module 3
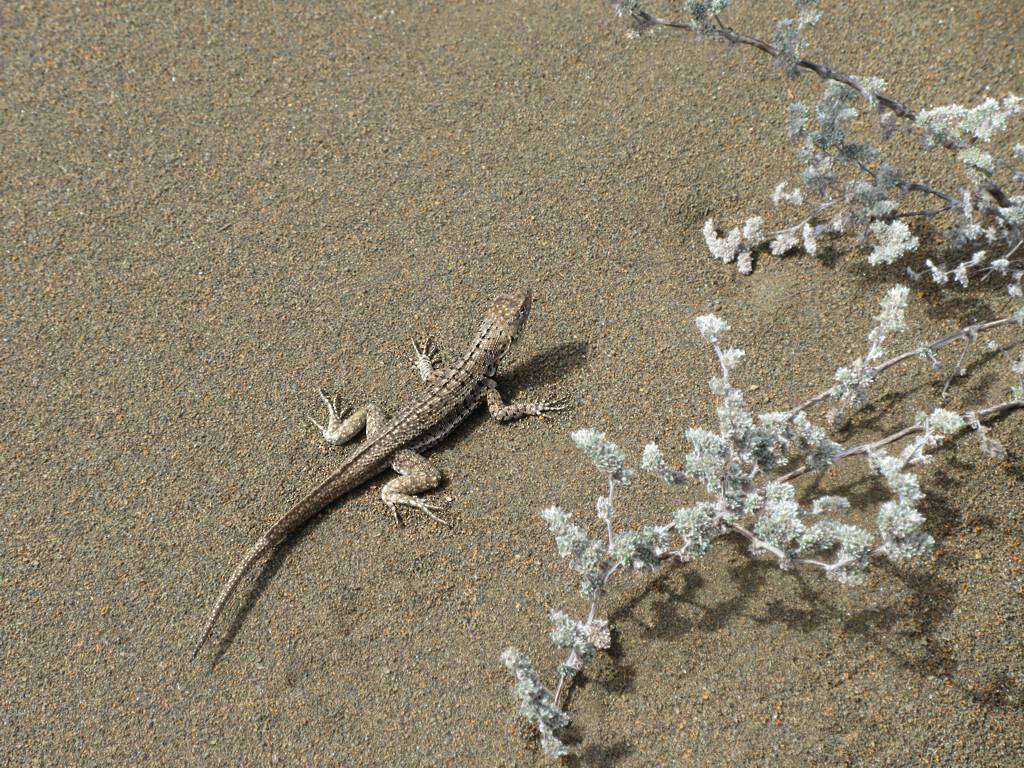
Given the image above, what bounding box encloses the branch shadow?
[852,219,1016,323]
[915,280,1012,325]
[574,740,635,768]
[561,466,1023,757]
[565,569,705,712]
[1004,448,1024,483]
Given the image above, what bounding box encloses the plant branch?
[615,4,916,117]
[609,2,1011,202]
[725,520,884,574]
[778,398,1023,483]
[552,562,620,707]
[790,317,1019,415]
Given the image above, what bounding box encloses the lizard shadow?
[502,340,590,392]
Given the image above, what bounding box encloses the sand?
[2,1,1023,765]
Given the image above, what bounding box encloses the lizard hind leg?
[309,388,385,446]
[381,449,448,526]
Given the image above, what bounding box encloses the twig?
[552,562,620,707]
[777,398,1024,483]
[616,4,914,117]
[725,520,884,574]
[789,317,1019,415]
[940,333,976,399]
[608,2,1011,202]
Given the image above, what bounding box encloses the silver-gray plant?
[609,1,1024,293]
[502,290,1022,758]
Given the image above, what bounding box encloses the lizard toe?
[541,396,571,413]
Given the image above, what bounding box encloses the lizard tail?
[189,533,277,661]
[189,461,361,661]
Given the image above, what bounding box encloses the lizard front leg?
[484,378,569,423]
[411,337,446,384]
[308,388,386,445]
[382,449,448,526]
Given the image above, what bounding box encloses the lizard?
[190,288,566,660]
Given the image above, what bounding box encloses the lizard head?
[480,288,533,360]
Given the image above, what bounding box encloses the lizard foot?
[536,394,572,415]
[308,387,351,445]
[412,337,441,363]
[515,394,572,419]
[412,337,443,381]
[384,495,451,527]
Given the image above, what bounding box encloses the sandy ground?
[3,1,1024,765]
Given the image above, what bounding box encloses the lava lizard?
[190,289,566,659]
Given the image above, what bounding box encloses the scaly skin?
[190,289,566,660]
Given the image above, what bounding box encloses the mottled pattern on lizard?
[190,289,566,660]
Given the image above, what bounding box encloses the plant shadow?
[563,472,1022,757]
